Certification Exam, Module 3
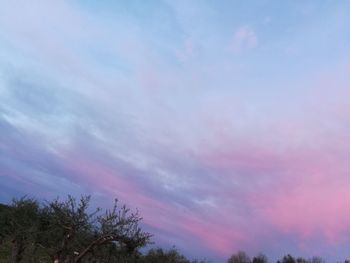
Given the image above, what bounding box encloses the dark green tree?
[0,197,40,263]
[74,198,151,263]
[279,254,296,263]
[141,248,190,263]
[252,253,268,263]
[296,257,307,263]
[227,251,251,263]
[37,195,97,263]
[0,195,152,263]
[308,257,325,263]
[37,195,151,263]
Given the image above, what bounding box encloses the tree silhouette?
[252,253,268,263]
[228,251,251,263]
[0,195,152,263]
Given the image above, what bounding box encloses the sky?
[1,0,350,262]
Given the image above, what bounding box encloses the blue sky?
[1,1,350,262]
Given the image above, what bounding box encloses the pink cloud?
[57,147,246,257]
[192,66,350,251]
[206,148,349,247]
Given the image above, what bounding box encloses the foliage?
[228,251,251,263]
[140,248,210,263]
[0,195,151,263]
[252,253,268,263]
[308,257,325,263]
[141,248,189,263]
[279,254,296,263]
[0,197,40,263]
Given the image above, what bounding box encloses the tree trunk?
[10,239,24,263]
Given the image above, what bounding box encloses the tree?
[139,247,210,263]
[296,257,307,263]
[279,254,296,263]
[141,248,190,263]
[252,253,268,263]
[228,251,251,263]
[37,195,152,263]
[74,198,151,262]
[0,197,40,263]
[0,203,10,245]
[37,195,98,263]
[0,195,152,263]
[308,257,325,263]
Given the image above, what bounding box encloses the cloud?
[1,0,350,261]
[231,26,258,53]
[176,38,196,62]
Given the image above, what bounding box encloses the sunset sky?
[1,1,350,262]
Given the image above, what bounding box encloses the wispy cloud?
[1,0,350,262]
[230,26,257,53]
